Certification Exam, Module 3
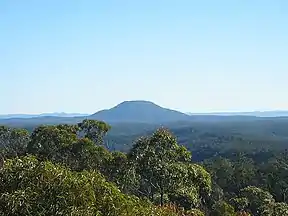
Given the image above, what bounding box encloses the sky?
[1,0,288,114]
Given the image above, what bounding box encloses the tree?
[211,201,236,216]
[203,157,234,192]
[206,182,224,209]
[105,151,139,194]
[27,124,113,173]
[232,155,256,192]
[273,202,288,216]
[0,126,30,157]
[168,163,211,209]
[66,137,112,172]
[78,119,111,146]
[27,125,78,161]
[128,128,211,208]
[261,154,288,202]
[230,197,249,213]
[0,156,202,216]
[238,186,275,216]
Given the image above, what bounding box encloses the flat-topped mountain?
[89,100,190,123]
[2,101,287,129]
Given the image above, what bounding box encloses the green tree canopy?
[128,128,211,207]
[0,156,204,216]
[78,119,111,146]
[0,126,30,157]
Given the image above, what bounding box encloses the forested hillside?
[1,119,288,215]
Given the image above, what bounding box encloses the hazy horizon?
[1,1,287,114]
[1,99,288,116]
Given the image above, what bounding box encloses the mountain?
[89,100,190,123]
[0,113,88,119]
[2,101,288,129]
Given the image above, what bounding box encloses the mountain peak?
[115,100,160,108]
[90,100,189,123]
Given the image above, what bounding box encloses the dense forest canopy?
[1,117,288,215]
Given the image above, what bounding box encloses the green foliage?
[27,124,78,160]
[0,156,190,216]
[230,186,288,216]
[233,156,257,192]
[260,153,288,202]
[26,124,112,173]
[65,138,112,172]
[105,151,138,194]
[230,197,249,212]
[78,119,111,146]
[237,186,275,216]
[273,202,288,216]
[168,163,211,209]
[128,128,211,207]
[211,201,236,216]
[0,126,30,157]
[204,155,257,195]
[3,119,288,215]
[158,204,205,216]
[203,157,234,191]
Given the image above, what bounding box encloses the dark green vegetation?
[0,121,209,215]
[1,102,288,215]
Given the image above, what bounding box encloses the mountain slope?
[90,100,190,123]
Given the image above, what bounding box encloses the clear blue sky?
[1,0,287,114]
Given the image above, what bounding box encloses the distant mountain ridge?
[0,112,88,119]
[0,100,191,126]
[2,101,288,129]
[187,111,288,117]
